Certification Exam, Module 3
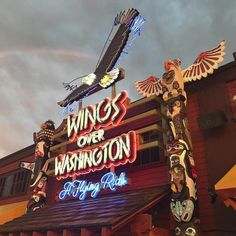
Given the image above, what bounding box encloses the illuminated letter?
[108,139,120,161]
[77,136,87,148]
[111,91,127,126]
[67,115,79,138]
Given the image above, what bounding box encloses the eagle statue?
[58,8,145,107]
[135,40,226,149]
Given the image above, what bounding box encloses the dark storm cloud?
[0,0,236,157]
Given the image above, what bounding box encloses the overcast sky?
[0,0,236,158]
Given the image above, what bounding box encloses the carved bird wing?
[182,40,226,83]
[135,76,163,98]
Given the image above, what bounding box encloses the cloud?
[0,0,236,157]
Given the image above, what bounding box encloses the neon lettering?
[55,131,136,180]
[77,130,105,148]
[59,172,128,200]
[67,91,127,139]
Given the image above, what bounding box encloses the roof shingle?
[0,186,169,233]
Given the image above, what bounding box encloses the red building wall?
[186,61,236,235]
[187,93,216,231]
[0,153,34,206]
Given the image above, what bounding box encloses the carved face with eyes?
[174,221,200,236]
[40,120,55,130]
[167,139,188,156]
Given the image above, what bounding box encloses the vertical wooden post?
[32,232,44,236]
[20,233,31,236]
[71,99,83,181]
[62,229,74,236]
[47,231,58,236]
[79,100,83,110]
[81,228,91,236]
[111,84,117,99]
[101,227,111,236]
[160,100,168,157]
[130,214,152,236]
[110,84,117,173]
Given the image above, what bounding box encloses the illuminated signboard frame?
[55,91,137,180]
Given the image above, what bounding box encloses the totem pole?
[135,41,225,236]
[20,120,55,212]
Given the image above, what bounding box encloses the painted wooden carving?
[20,120,55,212]
[135,40,226,235]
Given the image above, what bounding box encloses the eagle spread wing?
[182,40,226,83]
[135,76,163,98]
[95,8,140,74]
[58,8,145,107]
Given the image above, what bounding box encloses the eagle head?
[164,58,181,72]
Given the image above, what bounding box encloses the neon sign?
[67,91,127,140]
[55,91,137,180]
[55,130,136,179]
[59,172,127,200]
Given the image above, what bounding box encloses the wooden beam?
[50,109,161,152]
[50,123,162,155]
[121,109,159,126]
[136,124,163,134]
[139,141,164,150]
[52,96,162,141]
[47,139,163,176]
[127,95,160,109]
[101,227,111,236]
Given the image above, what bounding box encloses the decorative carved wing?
[135,76,163,98]
[182,40,226,82]
[95,8,141,74]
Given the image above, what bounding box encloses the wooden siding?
[187,93,216,230]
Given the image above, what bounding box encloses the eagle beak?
[164,61,171,71]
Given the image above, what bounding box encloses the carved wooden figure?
[135,41,225,235]
[20,120,55,212]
